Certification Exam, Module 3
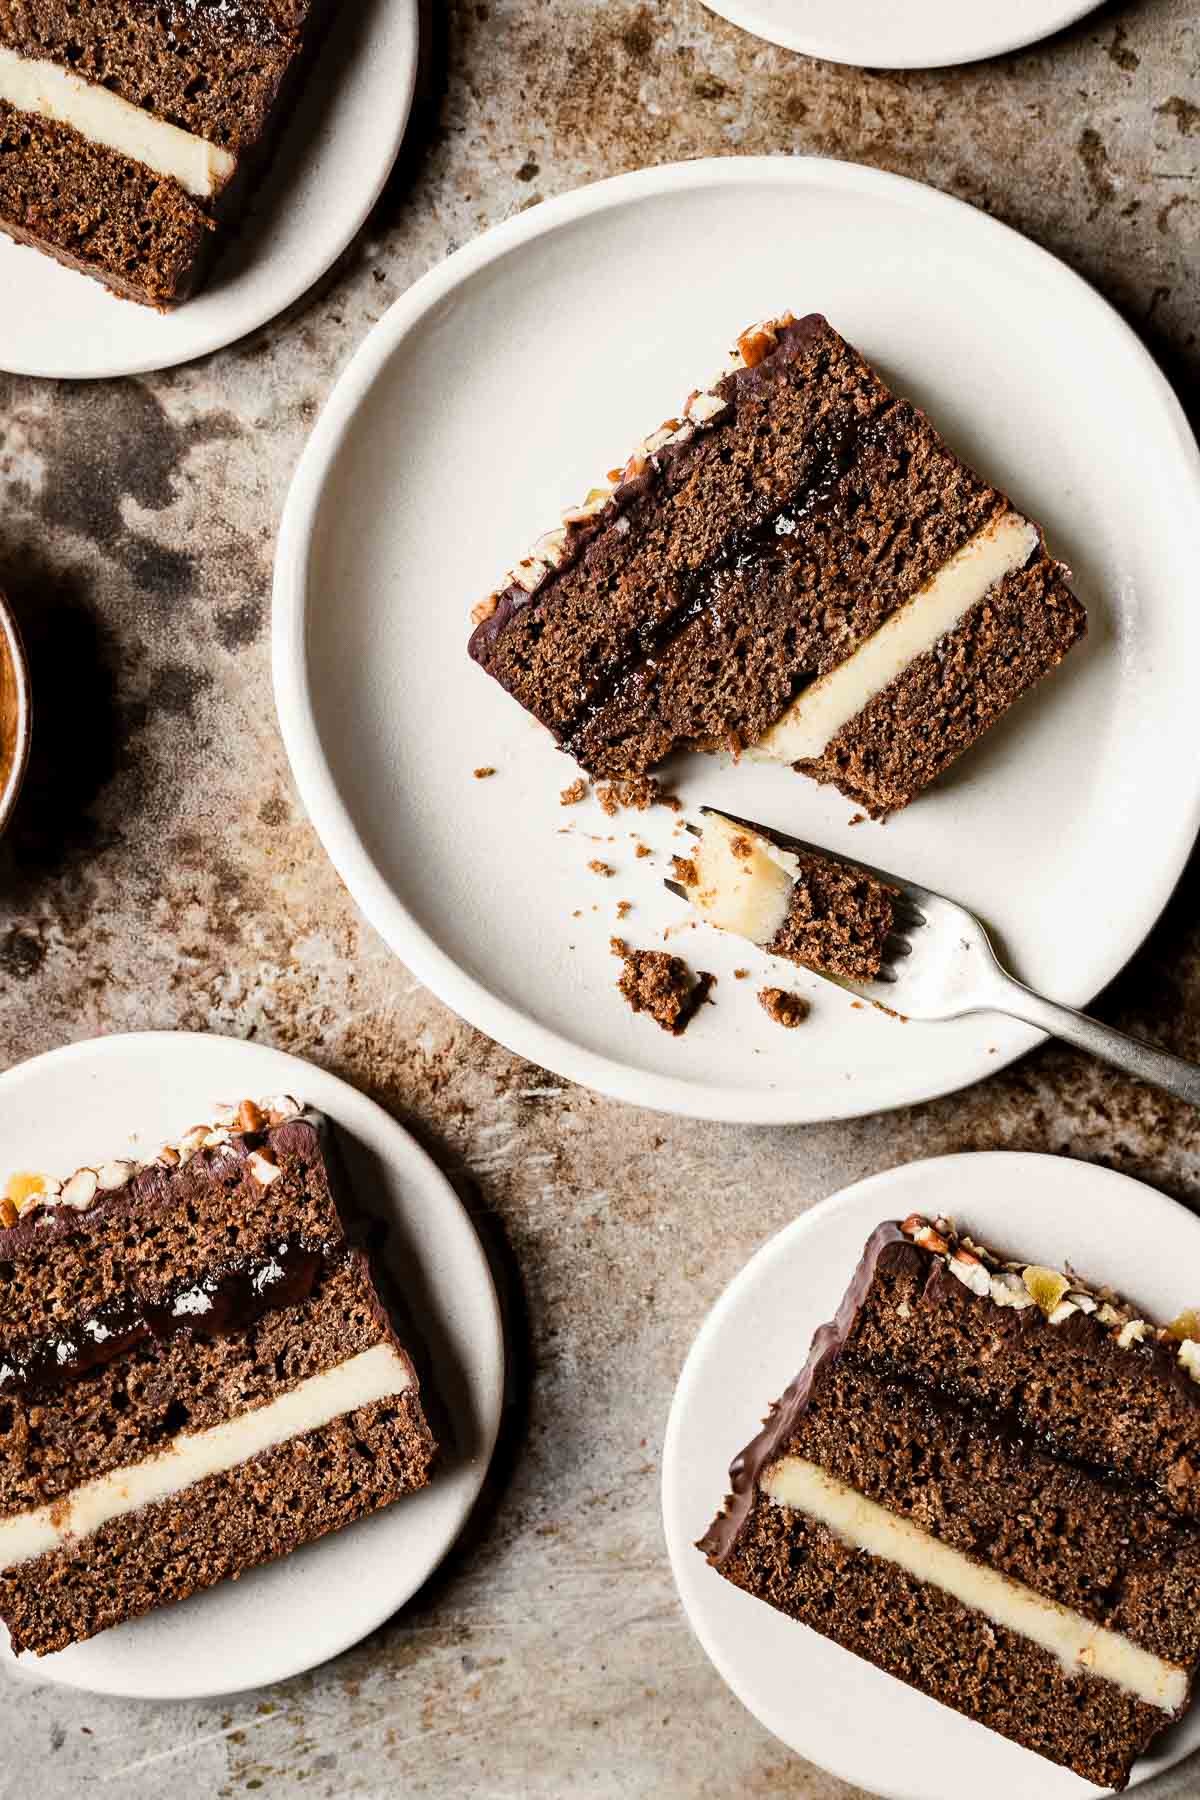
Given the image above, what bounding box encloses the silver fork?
[667,808,1200,1107]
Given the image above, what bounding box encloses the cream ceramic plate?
[0,0,417,379]
[662,1152,1200,1798]
[699,0,1101,67]
[272,156,1200,1126]
[0,1033,504,1700]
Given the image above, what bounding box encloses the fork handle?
[988,971,1200,1108]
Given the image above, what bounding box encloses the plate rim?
[697,0,1102,68]
[271,153,1200,1127]
[0,1028,505,1701]
[0,0,419,380]
[660,1149,1200,1797]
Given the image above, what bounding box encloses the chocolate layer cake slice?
[0,0,332,307]
[0,1096,436,1655]
[469,314,1085,817]
[701,1215,1200,1789]
[672,809,899,984]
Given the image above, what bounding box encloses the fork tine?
[883,933,913,960]
[683,820,702,837]
[663,879,688,901]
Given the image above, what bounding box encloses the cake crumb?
[730,834,754,860]
[616,900,633,920]
[759,987,810,1028]
[635,843,651,859]
[560,778,588,805]
[596,774,679,817]
[848,812,866,826]
[588,859,614,877]
[610,938,715,1035]
[671,855,698,887]
[734,968,750,980]
[473,766,496,779]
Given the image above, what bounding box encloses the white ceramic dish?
[662,1151,1200,1798]
[0,0,418,379]
[0,1032,504,1700]
[698,0,1101,68]
[272,156,1200,1127]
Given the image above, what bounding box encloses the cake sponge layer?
[0,1388,435,1656]
[0,0,301,152]
[0,98,209,305]
[718,1495,1173,1791]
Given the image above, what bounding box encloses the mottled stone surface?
[1,0,1199,1794]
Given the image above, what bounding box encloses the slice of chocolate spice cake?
[0,1097,436,1656]
[700,1215,1200,1789]
[0,0,333,307]
[674,809,898,984]
[469,313,1085,817]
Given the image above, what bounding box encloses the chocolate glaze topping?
[699,1221,906,1564]
[0,1235,343,1399]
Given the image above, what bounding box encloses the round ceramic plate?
[0,0,418,379]
[0,1032,504,1700]
[698,0,1101,68]
[272,156,1200,1127]
[662,1152,1200,1799]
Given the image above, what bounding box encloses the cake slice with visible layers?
[672,809,899,984]
[0,0,332,307]
[700,1215,1200,1790]
[0,1097,436,1655]
[469,314,1085,817]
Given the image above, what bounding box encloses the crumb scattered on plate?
[560,778,588,805]
[610,937,715,1035]
[616,900,632,920]
[588,859,614,876]
[596,775,680,817]
[734,968,749,980]
[758,987,810,1028]
[473,766,496,779]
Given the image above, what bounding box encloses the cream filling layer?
[688,811,799,944]
[762,1456,1188,1714]
[0,1343,411,1572]
[0,46,236,198]
[753,510,1040,765]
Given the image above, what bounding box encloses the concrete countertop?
[0,1,1197,1794]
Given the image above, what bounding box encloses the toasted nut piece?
[900,1213,927,1237]
[5,1172,52,1212]
[1168,1309,1200,1343]
[1048,1300,1080,1326]
[470,594,498,626]
[237,1099,266,1133]
[989,1271,1034,1310]
[0,1199,18,1229]
[178,1126,210,1157]
[62,1168,99,1209]
[1022,1266,1071,1316]
[948,1250,990,1297]
[97,1160,135,1191]
[157,1145,181,1168]
[913,1225,949,1255]
[264,1095,301,1124]
[1179,1341,1200,1383]
[247,1150,281,1187]
[684,390,729,425]
[1116,1319,1148,1349]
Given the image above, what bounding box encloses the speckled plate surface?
[0,0,418,380]
[272,156,1200,1126]
[662,1152,1200,1799]
[0,1032,504,1700]
[699,0,1102,68]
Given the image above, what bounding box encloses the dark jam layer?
[0,1235,342,1400]
[561,415,887,757]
